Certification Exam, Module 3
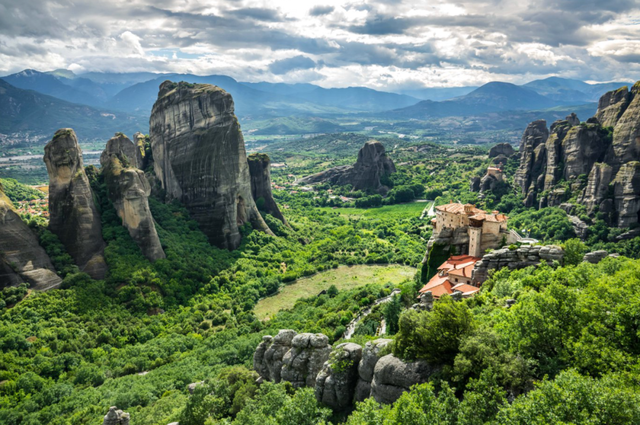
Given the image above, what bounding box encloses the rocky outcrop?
[254,333,441,409]
[583,250,609,264]
[315,342,362,410]
[281,333,332,388]
[472,245,564,284]
[516,82,640,227]
[569,215,589,240]
[371,355,440,405]
[103,406,130,425]
[612,162,640,228]
[44,129,106,279]
[247,153,286,224]
[354,339,392,402]
[299,140,396,193]
[489,142,515,158]
[101,134,165,262]
[0,186,62,290]
[595,87,631,128]
[149,81,272,250]
[576,163,614,215]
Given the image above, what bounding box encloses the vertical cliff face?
[101,134,165,262]
[516,81,640,228]
[247,153,287,225]
[0,184,62,290]
[149,81,272,250]
[44,129,107,279]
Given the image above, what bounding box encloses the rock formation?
[103,406,130,425]
[100,133,165,262]
[371,354,440,405]
[0,184,62,290]
[254,332,440,409]
[247,153,286,224]
[315,342,362,410]
[299,140,396,193]
[354,339,392,402]
[280,333,332,388]
[489,142,515,159]
[515,81,640,227]
[472,244,564,284]
[44,129,107,279]
[149,81,272,250]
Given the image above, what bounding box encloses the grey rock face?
[569,215,589,240]
[281,333,332,388]
[101,134,165,262]
[472,245,565,284]
[315,342,363,410]
[612,162,640,228]
[354,339,392,402]
[583,250,609,264]
[247,153,286,225]
[44,129,107,280]
[470,176,481,192]
[596,87,631,128]
[149,81,272,250]
[254,330,297,383]
[370,354,440,405]
[299,140,396,193]
[516,81,640,228]
[489,142,515,158]
[514,120,549,196]
[0,191,61,290]
[103,406,130,425]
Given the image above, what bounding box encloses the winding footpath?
[344,289,401,339]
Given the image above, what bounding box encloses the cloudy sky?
[1,0,639,89]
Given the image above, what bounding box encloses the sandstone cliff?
[247,153,286,224]
[515,81,640,227]
[149,81,272,250]
[299,140,396,193]
[0,184,62,289]
[101,133,165,262]
[44,129,107,279]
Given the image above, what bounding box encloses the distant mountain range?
[0,79,146,142]
[0,68,632,141]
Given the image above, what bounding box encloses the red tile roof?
[419,255,481,299]
[434,202,507,223]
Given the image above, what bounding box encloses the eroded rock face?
[472,244,565,284]
[371,354,440,405]
[315,342,362,410]
[0,187,61,290]
[516,82,640,227]
[596,87,631,128]
[254,329,297,383]
[489,143,515,158]
[247,153,286,224]
[299,140,396,193]
[101,134,165,262]
[354,339,392,403]
[281,333,332,388]
[149,81,272,250]
[44,129,106,279]
[103,406,130,425]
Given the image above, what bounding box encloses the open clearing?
[254,264,416,320]
[317,202,426,220]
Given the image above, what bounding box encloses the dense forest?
[2,134,640,425]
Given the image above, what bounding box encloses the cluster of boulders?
[472,244,564,284]
[299,140,396,194]
[103,406,130,425]
[515,82,640,228]
[253,330,440,410]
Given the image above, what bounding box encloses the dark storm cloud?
[309,5,335,16]
[269,55,317,74]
